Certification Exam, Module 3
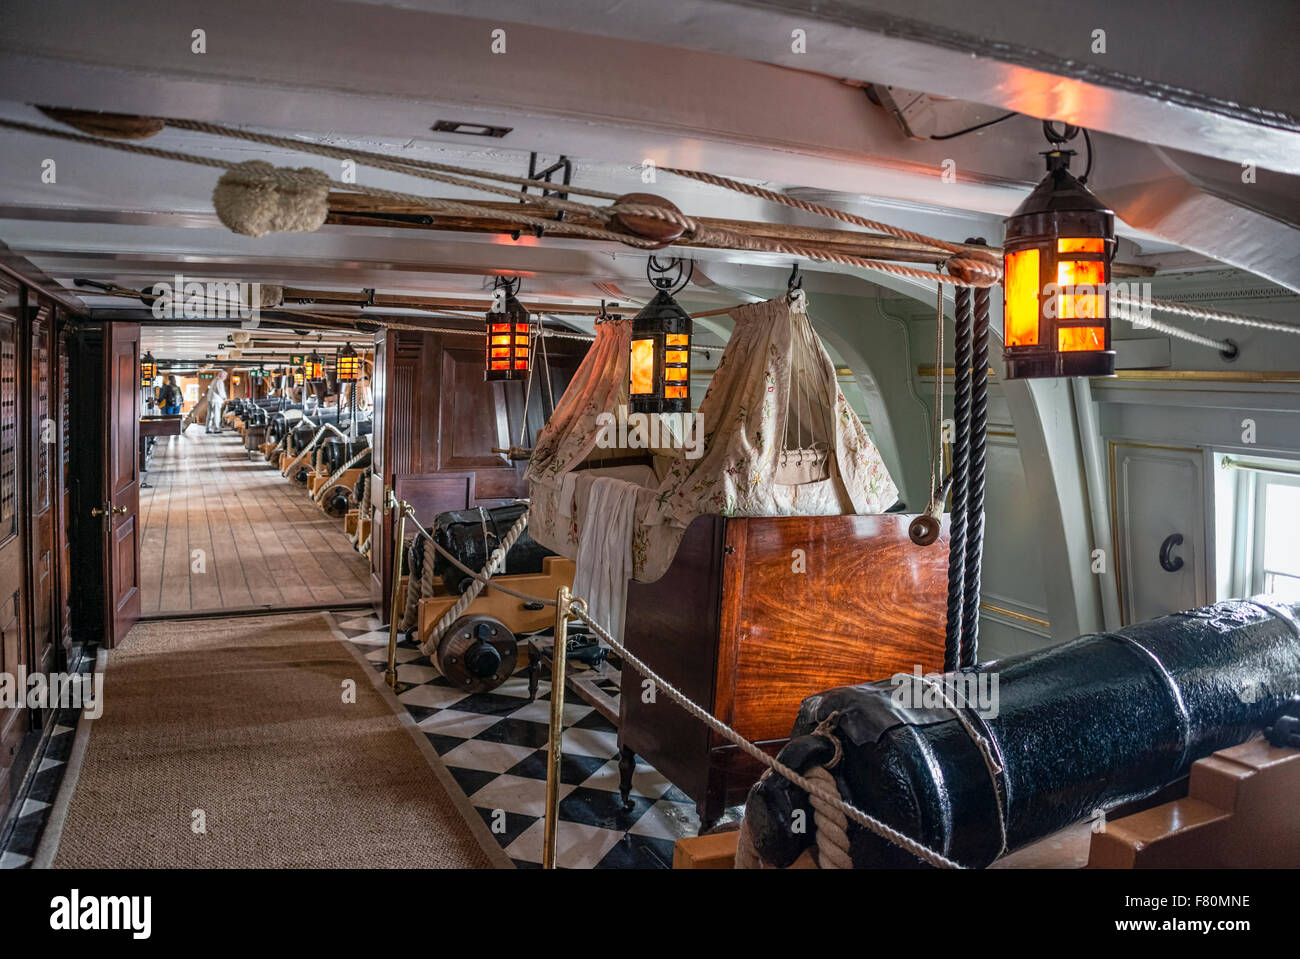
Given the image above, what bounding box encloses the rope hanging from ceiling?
[6,113,1299,342]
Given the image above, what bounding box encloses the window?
[1253,475,1300,601]
[1221,454,1300,602]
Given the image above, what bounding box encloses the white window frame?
[1226,457,1300,599]
[1249,470,1300,598]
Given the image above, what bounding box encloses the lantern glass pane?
[1004,248,1040,346]
[630,338,655,395]
[665,333,689,347]
[665,350,688,364]
[1058,237,1105,254]
[665,385,688,399]
[1057,259,1106,320]
[1059,327,1106,352]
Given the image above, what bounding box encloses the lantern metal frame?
[140,351,157,387]
[629,257,694,415]
[304,348,325,382]
[335,344,363,383]
[484,276,531,381]
[1002,123,1116,380]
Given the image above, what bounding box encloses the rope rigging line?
[565,601,964,869]
[163,117,626,201]
[0,118,991,289]
[395,501,977,868]
[394,503,961,868]
[11,116,1294,346]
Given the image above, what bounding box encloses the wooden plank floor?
[139,428,372,616]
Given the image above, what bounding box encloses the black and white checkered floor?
[331,611,736,868]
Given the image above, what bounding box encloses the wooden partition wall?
[0,248,82,816]
[367,325,585,619]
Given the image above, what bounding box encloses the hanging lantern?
[140,351,157,387]
[305,349,325,381]
[1002,124,1115,379]
[294,371,305,387]
[629,257,693,415]
[484,277,530,381]
[336,344,362,382]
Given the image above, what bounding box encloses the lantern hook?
[492,275,522,298]
[1041,120,1080,145]
[787,262,803,293]
[646,256,693,295]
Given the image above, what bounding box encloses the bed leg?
[618,745,636,809]
[527,642,541,702]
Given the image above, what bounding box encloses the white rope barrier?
[394,501,963,867]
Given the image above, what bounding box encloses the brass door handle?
[91,504,129,517]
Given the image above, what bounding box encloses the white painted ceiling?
[0,0,1295,360]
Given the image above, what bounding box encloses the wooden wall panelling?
[26,297,55,676]
[57,315,72,651]
[0,273,26,808]
[368,325,588,619]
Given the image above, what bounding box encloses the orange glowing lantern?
[1003,131,1115,379]
[304,349,325,381]
[484,277,531,381]
[140,351,157,387]
[336,343,362,383]
[630,257,692,414]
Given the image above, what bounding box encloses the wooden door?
[103,322,141,645]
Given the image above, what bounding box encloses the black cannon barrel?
[431,504,554,594]
[744,598,1300,869]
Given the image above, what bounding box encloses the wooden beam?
[324,193,1156,278]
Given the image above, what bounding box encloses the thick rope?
[280,422,348,477]
[1116,293,1300,337]
[311,444,371,504]
[664,166,1000,286]
[566,603,963,868]
[1115,312,1229,351]
[945,286,973,671]
[9,117,1297,326]
[805,765,853,869]
[408,509,532,655]
[961,282,991,668]
[164,117,624,200]
[0,118,992,288]
[396,507,964,868]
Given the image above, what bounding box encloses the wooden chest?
[620,512,949,828]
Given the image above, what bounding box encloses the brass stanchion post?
[385,492,409,688]
[544,586,580,869]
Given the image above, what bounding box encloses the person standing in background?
[205,369,228,434]
[159,375,182,415]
